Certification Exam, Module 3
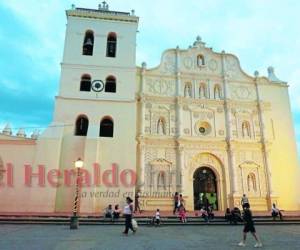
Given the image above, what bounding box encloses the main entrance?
[193,167,218,210]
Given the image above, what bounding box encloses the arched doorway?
[193,167,218,210]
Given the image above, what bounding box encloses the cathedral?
[0,3,299,214]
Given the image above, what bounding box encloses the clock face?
[91,80,104,92]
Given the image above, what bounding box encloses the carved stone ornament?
[184,128,190,134]
[217,107,223,113]
[218,130,224,136]
[183,105,189,111]
[193,112,200,118]
[208,59,218,71]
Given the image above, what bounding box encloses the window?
[214,84,222,99]
[157,117,166,135]
[75,115,89,136]
[105,76,116,93]
[82,30,94,56]
[80,74,91,91]
[197,54,205,66]
[100,117,114,137]
[184,83,192,97]
[106,32,117,57]
[199,83,207,98]
[242,121,251,138]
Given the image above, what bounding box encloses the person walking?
[238,203,262,248]
[123,197,136,235]
[241,194,250,210]
[173,192,179,214]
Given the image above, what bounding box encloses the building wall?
[137,39,300,211]
[0,9,299,214]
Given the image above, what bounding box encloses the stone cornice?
[56,95,136,103]
[66,9,139,23]
[178,96,224,106]
[138,94,176,104]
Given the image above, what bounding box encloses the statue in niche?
[242,121,251,138]
[184,84,192,97]
[247,173,257,192]
[157,117,166,135]
[199,84,207,98]
[157,171,166,190]
[214,85,221,99]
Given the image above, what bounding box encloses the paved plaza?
[0,224,299,250]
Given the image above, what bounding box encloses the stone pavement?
[0,224,299,250]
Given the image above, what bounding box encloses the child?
[178,204,187,223]
[238,203,262,248]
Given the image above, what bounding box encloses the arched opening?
[184,83,192,97]
[75,115,89,136]
[193,167,218,210]
[106,32,117,58]
[105,76,116,93]
[100,117,114,137]
[214,84,221,99]
[242,121,251,138]
[199,83,207,98]
[82,30,94,56]
[80,74,91,92]
[197,54,205,66]
[157,117,166,135]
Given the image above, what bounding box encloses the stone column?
[177,146,185,194]
[140,63,147,136]
[175,46,183,137]
[221,51,239,206]
[140,99,145,135]
[138,143,145,192]
[254,72,275,208]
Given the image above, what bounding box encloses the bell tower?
[51,3,139,213]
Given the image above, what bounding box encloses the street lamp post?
[70,158,84,230]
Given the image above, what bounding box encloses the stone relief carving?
[146,78,176,96]
[217,107,223,113]
[218,130,224,136]
[161,54,176,74]
[183,56,194,70]
[230,85,255,101]
[184,128,190,134]
[208,59,218,72]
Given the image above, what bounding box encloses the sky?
[0,0,300,156]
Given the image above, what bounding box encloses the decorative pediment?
[149,158,172,166]
[239,161,260,169]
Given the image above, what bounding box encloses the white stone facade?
[0,5,299,213]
